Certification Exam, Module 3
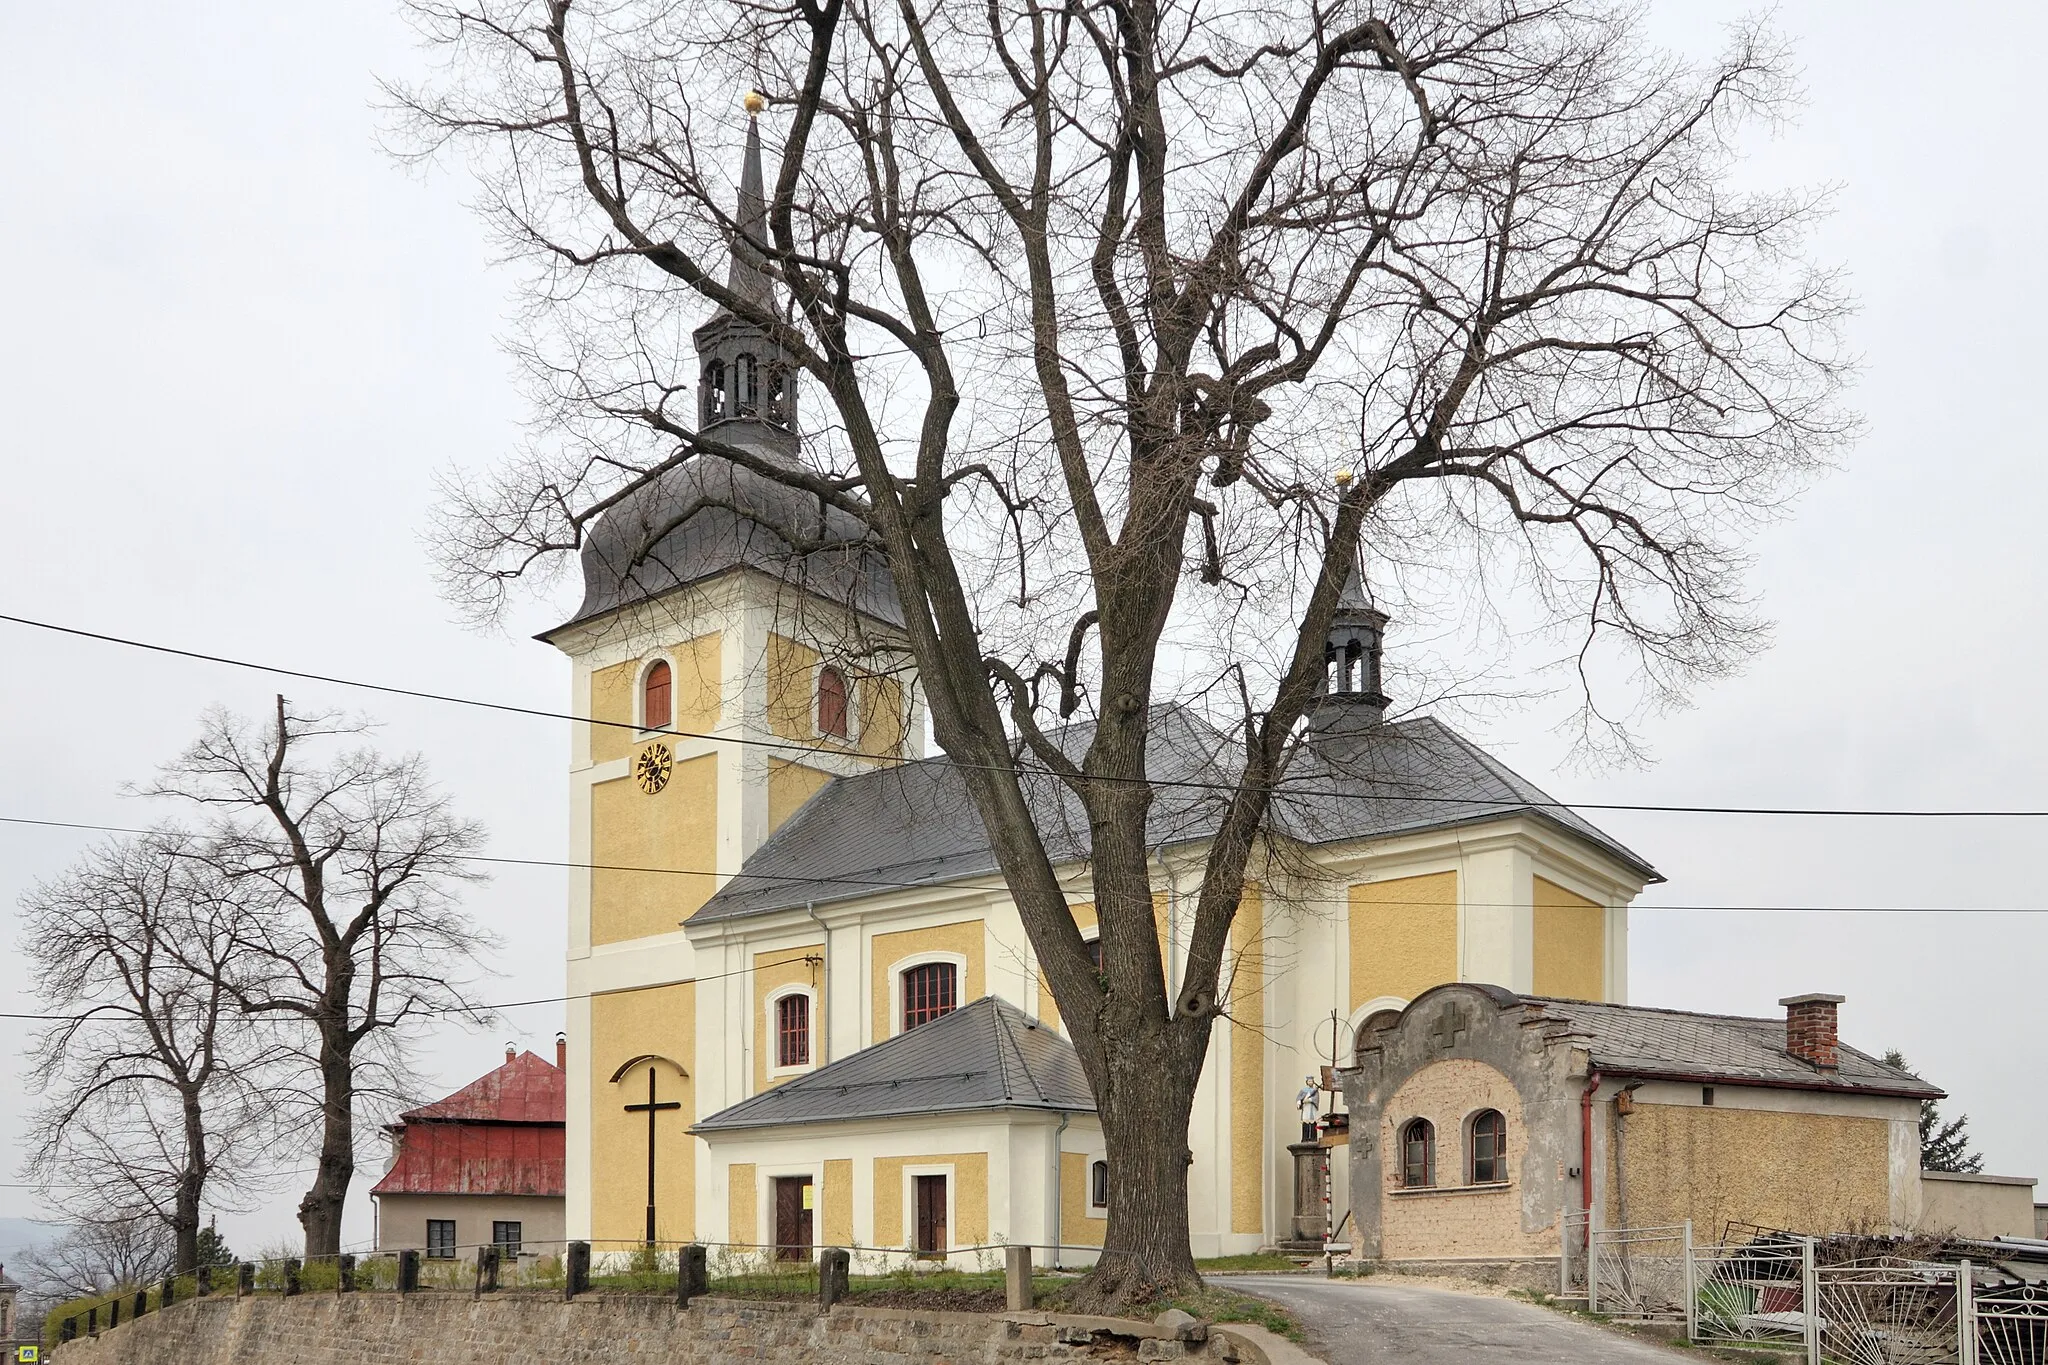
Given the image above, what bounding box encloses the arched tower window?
[1468,1109,1507,1184]
[1090,1160,1110,1209]
[703,360,727,422]
[735,353,759,415]
[817,666,850,739]
[643,660,672,731]
[1400,1118,1435,1188]
[901,962,958,1031]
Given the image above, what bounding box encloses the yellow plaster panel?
[766,633,822,742]
[872,1152,990,1250]
[822,1159,854,1247]
[1379,1057,1553,1260]
[857,672,908,759]
[590,634,721,766]
[1605,1102,1892,1236]
[728,1163,757,1244]
[1230,883,1266,1235]
[1060,1152,1107,1247]
[767,760,834,835]
[1349,872,1458,1010]
[591,753,718,945]
[1036,903,1100,1030]
[1533,877,1605,1001]
[590,981,697,1244]
[753,944,825,1093]
[871,921,985,1042]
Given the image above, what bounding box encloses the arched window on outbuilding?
[643,659,672,731]
[1468,1109,1507,1184]
[1400,1118,1435,1188]
[1090,1160,1109,1209]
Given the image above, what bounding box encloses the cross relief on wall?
[1429,1006,1470,1053]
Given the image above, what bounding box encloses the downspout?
[1050,1112,1071,1268]
[1155,843,1178,1011]
[805,901,830,1064]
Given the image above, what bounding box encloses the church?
[543,106,1663,1263]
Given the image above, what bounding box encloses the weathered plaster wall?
[373,1193,566,1254]
[1377,1059,1558,1260]
[51,1296,1249,1365]
[1919,1172,2040,1239]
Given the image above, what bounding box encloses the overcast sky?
[4,2,2045,1255]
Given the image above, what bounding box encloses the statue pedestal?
[1277,1141,1330,1251]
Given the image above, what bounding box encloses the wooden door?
[773,1177,814,1261]
[914,1174,948,1256]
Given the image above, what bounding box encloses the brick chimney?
[555,1032,568,1072]
[505,1042,517,1063]
[1780,993,1845,1070]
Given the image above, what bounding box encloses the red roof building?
[371,1040,567,1259]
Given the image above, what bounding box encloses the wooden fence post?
[283,1258,301,1298]
[338,1254,357,1293]
[397,1249,420,1294]
[1959,1259,1977,1365]
[475,1245,500,1298]
[162,1275,177,1309]
[197,1264,213,1297]
[677,1245,708,1307]
[86,1306,96,1338]
[237,1262,256,1297]
[133,1289,149,1320]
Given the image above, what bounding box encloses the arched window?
[703,360,726,422]
[1400,1118,1435,1188]
[774,993,811,1069]
[1084,935,1102,973]
[817,666,850,739]
[1090,1160,1109,1209]
[735,354,759,415]
[1468,1109,1507,1184]
[643,659,672,731]
[901,961,958,1031]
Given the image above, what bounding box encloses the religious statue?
[1296,1075,1322,1144]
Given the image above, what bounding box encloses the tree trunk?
[298,1035,354,1259]
[174,1090,207,1274]
[1069,1040,1203,1308]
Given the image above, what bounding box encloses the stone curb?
[1211,1323,1328,1365]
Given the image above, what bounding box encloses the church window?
[1400,1118,1435,1188]
[901,962,957,1031]
[1468,1110,1507,1184]
[775,992,811,1069]
[1090,1159,1110,1209]
[1084,935,1102,973]
[643,659,672,731]
[817,666,850,739]
[704,360,727,422]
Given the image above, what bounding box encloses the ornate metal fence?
[1976,1281,2048,1365]
[1589,1222,1692,1321]
[1690,1234,1816,1354]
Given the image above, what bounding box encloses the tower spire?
[1309,544,1391,735]
[727,95,774,311]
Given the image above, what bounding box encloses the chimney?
[505,1042,517,1064]
[555,1032,568,1072]
[1780,993,1844,1070]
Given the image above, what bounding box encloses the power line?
[4,812,2044,920]
[5,610,2046,821]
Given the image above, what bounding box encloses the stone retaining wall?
[50,1294,1258,1365]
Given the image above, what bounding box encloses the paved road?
[1210,1275,1684,1364]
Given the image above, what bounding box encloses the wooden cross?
[624,1066,682,1246]
[1430,1006,1470,1053]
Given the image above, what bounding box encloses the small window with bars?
[775,992,811,1069]
[426,1219,456,1259]
[901,962,958,1032]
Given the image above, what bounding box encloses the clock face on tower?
[634,742,673,795]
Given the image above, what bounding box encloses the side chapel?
[545,102,1661,1262]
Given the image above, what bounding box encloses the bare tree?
[16,1217,174,1304]
[397,0,1852,1298]
[149,698,494,1259]
[19,832,280,1276]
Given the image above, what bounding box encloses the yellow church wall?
[1060,1152,1106,1247]
[856,673,908,758]
[753,944,825,1093]
[1036,903,1099,1029]
[767,632,909,761]
[727,1163,756,1244]
[1349,872,1459,1009]
[1229,883,1266,1235]
[766,633,821,742]
[1605,1102,1893,1236]
[871,921,985,1041]
[1533,877,1605,1001]
[872,1153,990,1250]
[767,760,834,835]
[590,753,719,945]
[590,980,697,1245]
[822,1159,854,1246]
[590,634,722,765]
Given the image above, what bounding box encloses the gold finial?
[1333,470,1354,487]
[743,90,768,117]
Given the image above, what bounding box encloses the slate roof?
[1519,993,1944,1098]
[689,707,1657,926]
[693,996,1095,1132]
[372,1051,568,1199]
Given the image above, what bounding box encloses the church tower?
[541,97,922,1247]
